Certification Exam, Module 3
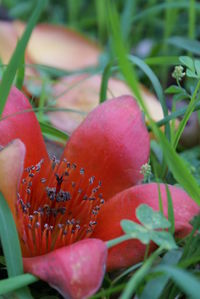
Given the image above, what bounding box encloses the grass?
[0,0,200,298]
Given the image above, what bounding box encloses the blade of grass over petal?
[153,101,200,129]
[15,56,25,91]
[0,193,33,298]
[39,121,68,143]
[129,55,168,125]
[165,185,175,234]
[153,129,200,205]
[100,61,113,103]
[107,1,171,140]
[0,0,47,116]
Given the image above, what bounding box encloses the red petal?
[0,139,25,219]
[0,87,49,168]
[92,183,200,271]
[62,96,150,200]
[23,239,107,299]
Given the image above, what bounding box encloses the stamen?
[17,156,105,257]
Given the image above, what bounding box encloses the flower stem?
[106,235,133,248]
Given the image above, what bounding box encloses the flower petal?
[0,87,49,168]
[0,139,25,218]
[0,21,37,78]
[48,74,164,134]
[62,95,150,200]
[23,239,107,299]
[0,20,18,64]
[92,183,199,271]
[14,21,100,71]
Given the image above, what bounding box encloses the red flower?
[0,87,199,298]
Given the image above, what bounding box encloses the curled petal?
[0,87,49,168]
[23,239,107,299]
[14,21,100,71]
[0,139,25,218]
[62,96,150,200]
[92,183,200,271]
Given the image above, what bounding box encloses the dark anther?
[100,199,105,204]
[55,173,63,185]
[64,171,69,176]
[46,187,56,201]
[56,190,71,202]
[83,195,88,200]
[28,173,34,178]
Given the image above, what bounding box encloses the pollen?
[17,156,104,257]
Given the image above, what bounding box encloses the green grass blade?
[0,193,23,276]
[167,36,200,55]
[189,0,196,40]
[0,0,47,117]
[165,185,175,234]
[154,265,200,299]
[120,247,163,299]
[121,0,136,43]
[99,61,113,103]
[145,56,179,66]
[173,80,200,148]
[15,57,25,91]
[154,129,200,205]
[128,55,169,134]
[39,121,68,144]
[0,274,37,296]
[0,193,33,298]
[132,2,200,24]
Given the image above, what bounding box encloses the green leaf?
[0,0,47,117]
[121,220,150,244]
[179,56,195,71]
[121,205,175,250]
[136,204,171,229]
[151,231,177,250]
[165,85,186,94]
[195,59,200,76]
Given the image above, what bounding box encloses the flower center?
[17,156,104,257]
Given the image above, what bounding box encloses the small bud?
[140,163,152,182]
[172,65,185,82]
